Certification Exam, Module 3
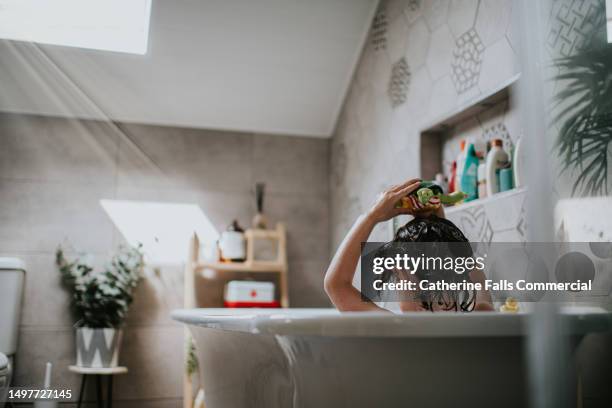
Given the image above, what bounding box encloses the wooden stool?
[69,365,127,408]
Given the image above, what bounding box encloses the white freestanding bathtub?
[172,307,612,408]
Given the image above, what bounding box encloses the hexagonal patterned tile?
[451,28,484,94]
[405,18,431,68]
[447,0,479,38]
[388,57,411,108]
[483,122,513,152]
[425,24,454,80]
[370,4,389,51]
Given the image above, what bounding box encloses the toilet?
[0,258,26,407]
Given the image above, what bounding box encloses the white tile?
[404,18,431,69]
[404,65,433,121]
[356,84,376,130]
[404,0,424,25]
[388,102,413,150]
[506,2,519,54]
[475,0,513,46]
[423,0,450,31]
[484,190,525,232]
[425,24,454,81]
[385,0,411,23]
[371,50,393,93]
[355,44,376,89]
[447,0,479,39]
[386,13,410,62]
[479,37,518,94]
[428,76,458,120]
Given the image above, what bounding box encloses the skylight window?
[100,200,219,265]
[0,0,152,54]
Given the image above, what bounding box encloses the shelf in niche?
[444,187,526,215]
[419,74,521,181]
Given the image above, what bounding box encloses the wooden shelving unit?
[182,223,288,408]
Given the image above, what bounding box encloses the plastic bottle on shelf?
[460,143,479,201]
[473,139,487,160]
[477,163,487,199]
[513,137,524,188]
[435,173,448,193]
[448,161,457,193]
[454,140,467,192]
[485,139,509,196]
[499,167,514,192]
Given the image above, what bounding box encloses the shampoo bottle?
[448,161,457,193]
[460,144,479,201]
[477,163,487,199]
[513,137,524,188]
[485,139,509,196]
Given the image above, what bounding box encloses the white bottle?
[477,163,487,199]
[454,139,467,192]
[485,139,509,196]
[513,137,524,188]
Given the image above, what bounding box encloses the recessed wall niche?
[419,75,521,183]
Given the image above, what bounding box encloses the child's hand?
[366,179,421,223]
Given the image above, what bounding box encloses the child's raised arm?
[324,179,421,311]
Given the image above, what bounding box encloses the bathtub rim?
[172,307,612,338]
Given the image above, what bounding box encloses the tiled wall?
[0,112,330,407]
[330,0,520,248]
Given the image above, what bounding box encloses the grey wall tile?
[14,328,81,393]
[113,326,184,401]
[0,180,115,253]
[15,327,184,403]
[288,261,331,307]
[266,193,330,263]
[124,267,185,327]
[117,123,254,193]
[252,134,329,196]
[0,113,118,185]
[15,254,73,328]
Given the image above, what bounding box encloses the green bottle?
[460,143,479,201]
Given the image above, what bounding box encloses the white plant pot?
[75,328,123,368]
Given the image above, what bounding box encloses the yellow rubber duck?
[500,297,519,313]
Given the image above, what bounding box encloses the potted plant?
[56,244,144,368]
[551,2,611,196]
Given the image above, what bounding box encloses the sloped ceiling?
[0,0,378,137]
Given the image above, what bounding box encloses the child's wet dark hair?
[379,215,476,312]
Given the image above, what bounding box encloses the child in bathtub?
[324,178,494,312]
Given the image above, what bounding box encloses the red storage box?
[223,280,280,308]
